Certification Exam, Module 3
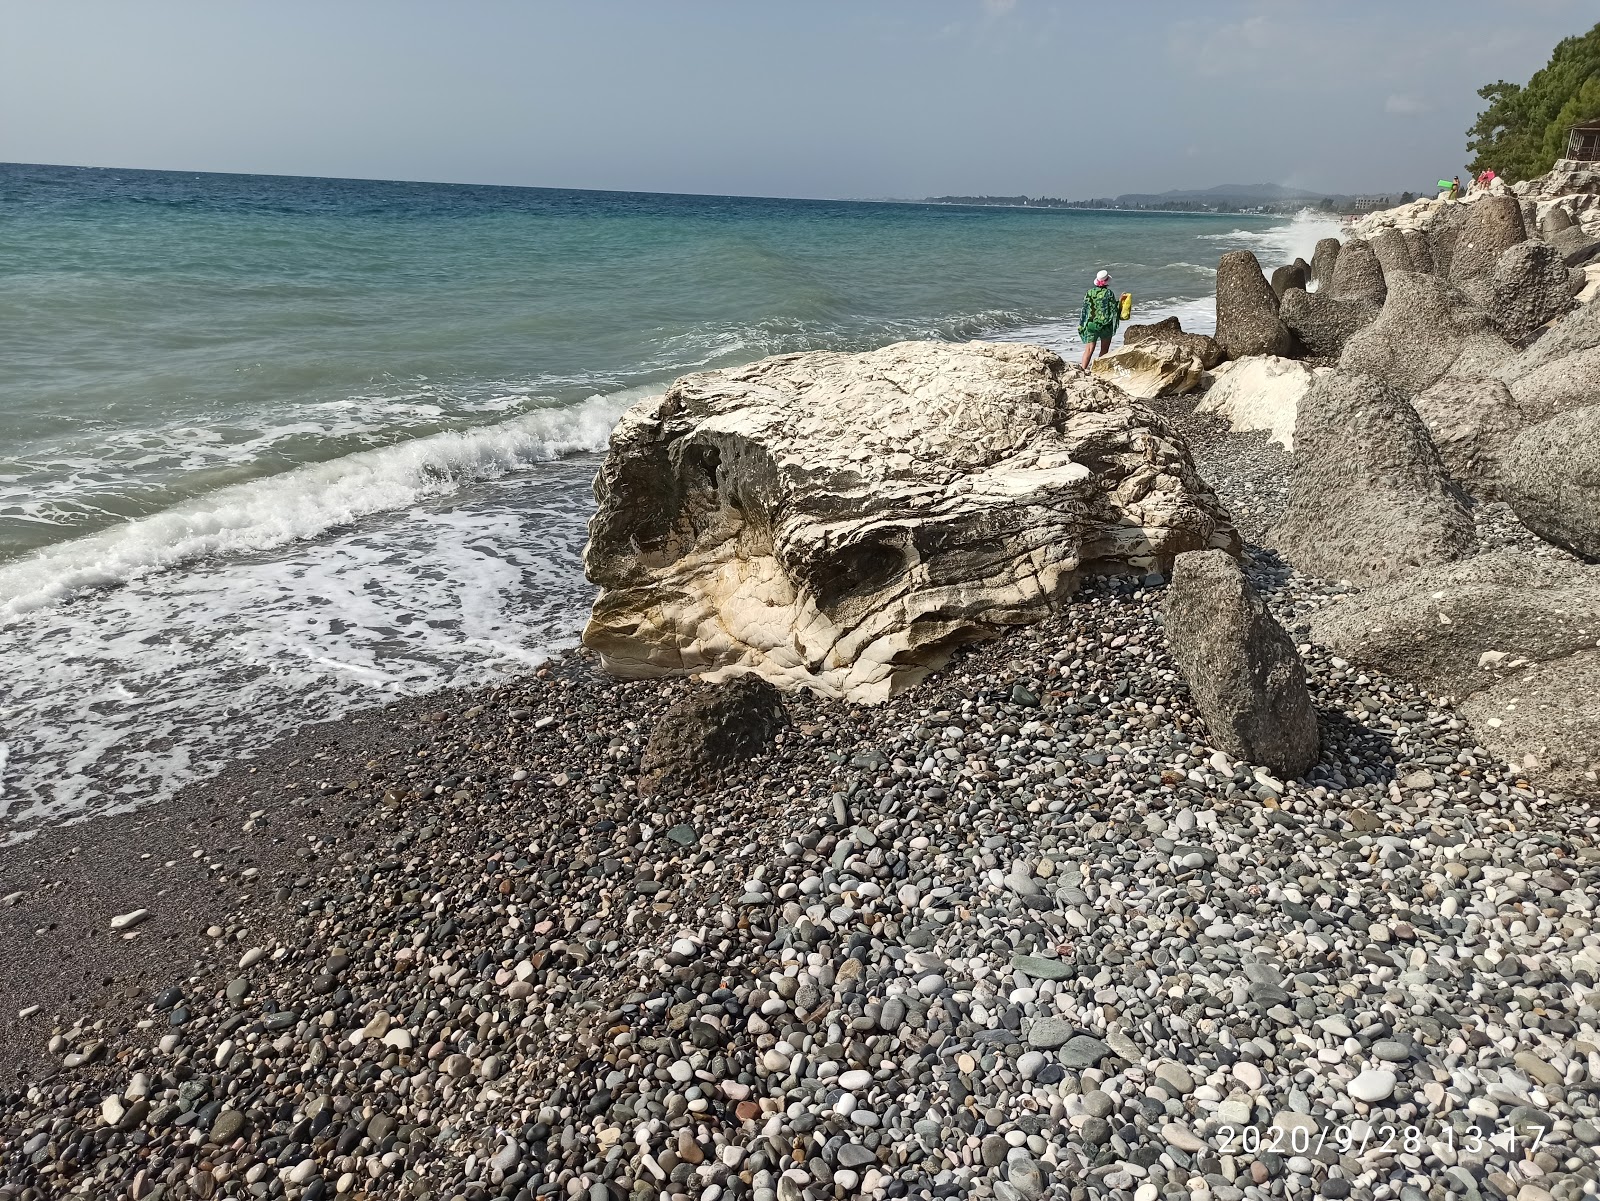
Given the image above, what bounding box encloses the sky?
[1,0,1593,200]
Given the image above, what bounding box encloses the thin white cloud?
[982,0,1017,15]
[1384,93,1431,116]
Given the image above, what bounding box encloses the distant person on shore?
[1079,270,1120,369]
[1448,175,1463,202]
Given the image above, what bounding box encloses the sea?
[0,162,1342,839]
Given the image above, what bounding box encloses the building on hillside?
[1566,120,1600,163]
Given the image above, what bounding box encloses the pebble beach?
[4,399,1598,1201]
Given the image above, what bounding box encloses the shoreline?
[5,391,1597,1201]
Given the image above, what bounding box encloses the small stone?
[1154,1060,1195,1096]
[1347,1069,1396,1103]
[1058,1035,1111,1069]
[1007,1156,1046,1200]
[110,909,151,931]
[1162,1123,1203,1153]
[1011,955,1073,982]
[1027,1017,1072,1049]
[211,1109,246,1143]
[837,1144,877,1169]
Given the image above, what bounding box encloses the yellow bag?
[1119,292,1133,321]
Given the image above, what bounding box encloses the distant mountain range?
[920,183,1412,214]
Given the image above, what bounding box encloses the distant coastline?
[916,185,1419,217]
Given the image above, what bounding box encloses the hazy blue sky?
[1,0,1592,198]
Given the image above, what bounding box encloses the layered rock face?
[1163,550,1320,779]
[1270,372,1476,585]
[583,341,1239,701]
[1121,316,1222,369]
[1089,341,1203,398]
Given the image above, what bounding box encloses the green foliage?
[1467,22,1600,182]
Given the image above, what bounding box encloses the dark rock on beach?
[1214,249,1295,360]
[1269,261,1306,298]
[1162,550,1319,778]
[1326,237,1387,305]
[1279,287,1378,359]
[1308,236,1341,290]
[638,674,789,796]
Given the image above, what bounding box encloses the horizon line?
[2,159,1387,210]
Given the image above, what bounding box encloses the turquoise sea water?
[0,163,1340,835]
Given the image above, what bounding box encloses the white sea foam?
[1197,210,1344,268]
[0,388,647,619]
[0,462,600,840]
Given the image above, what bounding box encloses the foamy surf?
[0,387,645,620]
[1197,209,1344,267]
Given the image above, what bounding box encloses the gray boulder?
[1499,297,1600,378]
[1214,250,1296,360]
[1271,372,1476,585]
[1460,650,1600,797]
[1411,376,1529,498]
[1426,204,1467,278]
[1121,315,1223,369]
[1338,272,1516,396]
[1459,241,1578,341]
[1327,238,1387,304]
[1371,229,1416,277]
[1400,228,1436,275]
[1309,238,1341,290]
[1503,405,1600,560]
[1279,288,1379,359]
[1312,550,1600,698]
[1271,262,1308,298]
[1312,551,1600,795]
[1561,235,1600,267]
[638,676,788,797]
[1506,344,1600,421]
[1163,550,1320,779]
[1448,195,1527,285]
[1539,203,1577,236]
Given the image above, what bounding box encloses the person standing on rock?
[1078,269,1120,369]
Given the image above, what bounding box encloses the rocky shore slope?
[6,177,1600,1201]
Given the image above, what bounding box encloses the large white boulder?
[1194,356,1328,451]
[582,341,1239,701]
